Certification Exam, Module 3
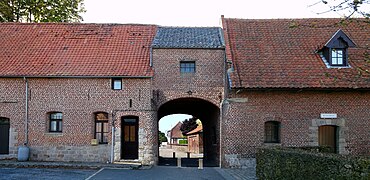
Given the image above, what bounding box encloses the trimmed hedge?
[179,139,188,145]
[256,147,370,180]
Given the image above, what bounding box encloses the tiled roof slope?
[152,27,224,48]
[0,23,157,77]
[222,18,370,89]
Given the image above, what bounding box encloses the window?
[320,29,355,68]
[331,49,344,65]
[264,121,280,143]
[95,112,109,144]
[180,61,195,73]
[112,78,122,90]
[49,112,63,132]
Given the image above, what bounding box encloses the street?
[0,166,235,180]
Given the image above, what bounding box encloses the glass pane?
[103,122,108,133]
[332,50,337,58]
[124,126,130,142]
[96,122,102,133]
[50,121,57,131]
[103,133,108,143]
[130,126,136,142]
[113,80,122,89]
[51,113,62,119]
[96,133,101,142]
[57,121,62,131]
[338,57,343,65]
[337,50,343,57]
[332,57,338,65]
[124,118,136,123]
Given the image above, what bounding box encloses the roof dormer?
[319,29,356,68]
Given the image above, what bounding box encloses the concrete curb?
[0,160,144,170]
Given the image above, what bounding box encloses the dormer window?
[319,29,356,68]
[331,48,344,65]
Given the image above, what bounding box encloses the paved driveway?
[0,167,95,180]
[0,166,235,180]
[88,166,230,180]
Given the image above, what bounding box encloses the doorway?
[0,117,10,154]
[121,116,138,159]
[319,125,338,153]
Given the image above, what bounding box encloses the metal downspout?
[110,110,115,163]
[23,77,29,145]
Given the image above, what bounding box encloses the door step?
[114,160,142,169]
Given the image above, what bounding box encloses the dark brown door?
[319,125,337,153]
[121,116,138,159]
[0,117,10,154]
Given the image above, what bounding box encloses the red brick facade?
[221,90,370,167]
[0,21,369,168]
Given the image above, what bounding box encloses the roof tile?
[222,18,370,89]
[0,23,157,77]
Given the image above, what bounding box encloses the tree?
[158,131,167,146]
[310,0,369,18]
[0,0,85,23]
[309,1,370,79]
[180,117,198,136]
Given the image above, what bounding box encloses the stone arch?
[309,118,348,154]
[157,97,220,166]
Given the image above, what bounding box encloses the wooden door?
[0,117,10,154]
[319,125,337,153]
[121,117,138,159]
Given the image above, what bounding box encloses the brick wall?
[0,78,25,159]
[0,77,156,163]
[152,48,225,107]
[222,90,370,167]
[152,48,226,165]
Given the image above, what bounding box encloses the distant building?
[168,122,186,145]
[187,124,203,154]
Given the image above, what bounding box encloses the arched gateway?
[157,98,220,166]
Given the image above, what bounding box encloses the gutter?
[110,110,116,163]
[23,77,29,145]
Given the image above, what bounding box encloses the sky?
[81,0,367,132]
[81,0,366,27]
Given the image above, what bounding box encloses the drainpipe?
[219,100,223,168]
[110,110,116,163]
[24,77,29,145]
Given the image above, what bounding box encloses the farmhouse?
[0,17,369,167]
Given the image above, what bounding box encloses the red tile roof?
[170,122,183,139]
[222,18,370,89]
[0,23,157,77]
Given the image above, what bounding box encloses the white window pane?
[337,50,343,57]
[113,80,121,89]
[57,121,62,131]
[332,50,337,58]
[338,57,343,65]
[332,58,338,65]
[51,121,57,131]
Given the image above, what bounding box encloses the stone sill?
[44,132,63,137]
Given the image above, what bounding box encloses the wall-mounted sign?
[320,113,337,119]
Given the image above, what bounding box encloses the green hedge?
[179,139,188,145]
[256,147,370,180]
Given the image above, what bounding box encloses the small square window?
[180,62,195,73]
[112,78,122,90]
[49,112,63,133]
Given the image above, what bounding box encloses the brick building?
[221,17,370,167]
[168,122,185,145]
[0,17,369,168]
